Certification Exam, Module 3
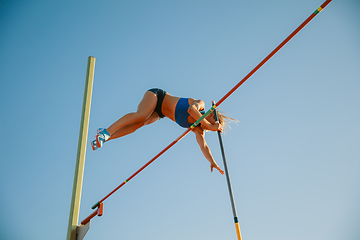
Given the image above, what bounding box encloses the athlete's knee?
[130,121,146,133]
[133,112,149,122]
[144,113,159,125]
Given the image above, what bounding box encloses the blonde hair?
[197,109,238,132]
[214,109,238,132]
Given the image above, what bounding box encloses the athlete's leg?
[106,91,157,135]
[108,112,160,140]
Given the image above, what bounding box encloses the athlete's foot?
[91,139,99,151]
[96,128,111,148]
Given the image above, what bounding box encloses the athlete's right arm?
[188,99,212,129]
[188,99,223,132]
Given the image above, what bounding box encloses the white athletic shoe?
[91,139,99,151]
[96,128,111,148]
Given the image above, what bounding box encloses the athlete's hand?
[213,123,223,132]
[211,162,224,175]
[201,122,222,132]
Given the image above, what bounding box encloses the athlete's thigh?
[136,91,157,119]
[144,112,160,125]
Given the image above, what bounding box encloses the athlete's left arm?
[193,127,224,175]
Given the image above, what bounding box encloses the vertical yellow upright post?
[66,56,95,240]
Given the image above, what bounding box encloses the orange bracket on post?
[80,202,103,226]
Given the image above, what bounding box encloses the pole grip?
[212,101,220,124]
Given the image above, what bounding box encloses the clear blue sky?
[1,0,359,240]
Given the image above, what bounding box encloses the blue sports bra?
[175,98,192,128]
[175,98,205,128]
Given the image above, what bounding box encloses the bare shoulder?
[188,98,205,109]
[188,98,202,103]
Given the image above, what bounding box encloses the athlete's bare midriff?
[161,93,197,123]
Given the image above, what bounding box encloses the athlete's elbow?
[189,101,201,111]
[188,107,196,116]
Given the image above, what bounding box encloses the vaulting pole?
[66,56,95,240]
[213,101,242,240]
